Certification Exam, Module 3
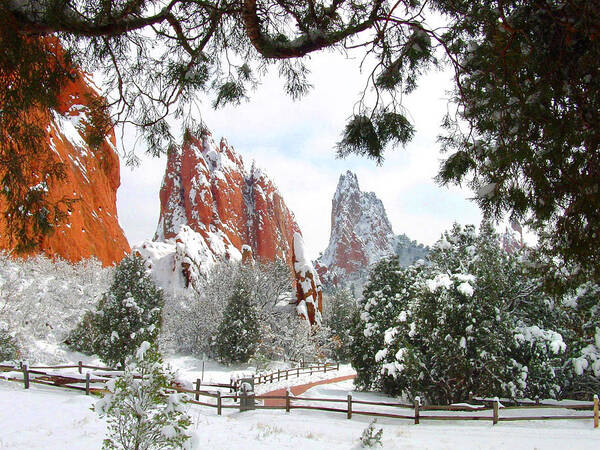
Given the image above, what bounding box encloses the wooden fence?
[2,362,598,428]
[0,360,340,396]
[170,387,600,428]
[252,361,339,385]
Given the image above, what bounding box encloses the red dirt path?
[261,373,356,407]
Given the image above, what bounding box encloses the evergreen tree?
[561,283,600,399]
[95,342,192,450]
[350,257,424,391]
[214,282,260,364]
[67,254,163,367]
[0,330,19,362]
[353,223,566,404]
[324,289,359,362]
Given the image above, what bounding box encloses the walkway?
[261,373,356,407]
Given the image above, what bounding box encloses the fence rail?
[2,361,598,428]
[251,361,339,385]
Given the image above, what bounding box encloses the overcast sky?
[116,50,482,260]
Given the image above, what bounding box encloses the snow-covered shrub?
[561,282,600,398]
[67,254,163,367]
[323,288,358,361]
[164,259,300,359]
[0,329,20,362]
[359,419,383,448]
[0,252,112,362]
[215,281,261,363]
[351,256,422,391]
[352,223,566,404]
[95,342,192,450]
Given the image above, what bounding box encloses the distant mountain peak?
[316,170,427,291]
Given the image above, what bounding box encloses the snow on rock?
[136,129,322,322]
[315,171,427,291]
[293,232,323,325]
[0,37,130,266]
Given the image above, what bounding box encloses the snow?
[136,341,152,359]
[375,348,388,362]
[384,327,398,344]
[457,282,474,297]
[1,363,599,449]
[134,225,242,294]
[426,273,453,292]
[514,325,566,354]
[573,356,589,376]
[436,237,452,250]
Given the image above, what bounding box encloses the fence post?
[286,369,288,381]
[337,362,339,371]
[85,373,90,395]
[347,394,352,419]
[324,362,327,374]
[594,394,599,428]
[217,391,222,416]
[468,391,473,403]
[23,364,29,389]
[277,369,280,382]
[195,379,201,401]
[78,361,83,374]
[286,389,291,413]
[414,397,420,424]
[270,373,273,383]
[493,398,499,425]
[535,396,540,406]
[297,367,300,377]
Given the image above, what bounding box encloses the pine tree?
[561,283,600,399]
[67,254,163,367]
[353,223,567,404]
[0,330,19,362]
[214,282,261,364]
[350,257,423,391]
[95,342,192,450]
[324,289,358,362]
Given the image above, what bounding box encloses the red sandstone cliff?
[0,39,130,266]
[137,130,322,323]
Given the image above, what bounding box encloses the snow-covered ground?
[164,356,355,395]
[1,373,599,449]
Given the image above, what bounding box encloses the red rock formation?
[156,133,301,267]
[142,130,322,322]
[316,171,397,289]
[0,39,130,266]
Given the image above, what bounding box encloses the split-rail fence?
[1,362,598,428]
